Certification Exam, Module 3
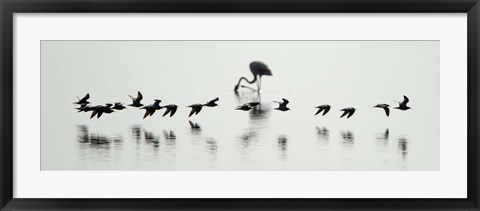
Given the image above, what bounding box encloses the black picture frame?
[1,0,479,210]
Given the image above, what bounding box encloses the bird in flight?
[394,95,411,111]
[236,104,253,111]
[187,97,219,117]
[203,97,219,107]
[187,104,203,117]
[141,99,162,119]
[112,102,126,110]
[74,93,90,105]
[162,104,178,117]
[76,103,92,113]
[234,61,273,92]
[374,104,390,116]
[273,98,290,111]
[314,104,331,116]
[340,107,356,118]
[90,103,115,119]
[128,91,144,107]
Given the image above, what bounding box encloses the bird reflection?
[76,125,122,145]
[316,127,329,140]
[237,130,257,149]
[377,129,389,141]
[131,125,142,141]
[398,138,408,159]
[315,126,329,148]
[277,135,288,160]
[89,134,110,144]
[188,121,202,135]
[205,138,218,154]
[77,125,89,143]
[144,130,160,144]
[341,130,354,148]
[163,130,176,140]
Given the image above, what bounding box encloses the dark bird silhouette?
[187,104,203,117]
[247,102,260,107]
[340,107,356,118]
[315,104,331,116]
[374,104,390,116]
[128,91,144,107]
[236,104,253,111]
[112,102,126,110]
[189,121,201,130]
[273,98,290,111]
[394,95,411,110]
[76,103,93,112]
[90,104,114,119]
[203,97,219,107]
[141,99,162,119]
[162,104,178,117]
[234,61,273,92]
[74,93,90,105]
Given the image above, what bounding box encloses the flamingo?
[234,61,273,92]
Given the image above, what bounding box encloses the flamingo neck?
[236,74,257,87]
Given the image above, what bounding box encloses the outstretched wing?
[143,109,151,119]
[209,97,219,103]
[346,110,355,118]
[195,106,202,114]
[137,91,143,101]
[188,107,196,117]
[322,106,330,116]
[90,110,98,119]
[315,107,323,115]
[282,98,289,106]
[169,107,177,117]
[384,107,390,117]
[162,108,171,117]
[340,110,348,118]
[97,111,103,118]
[81,93,90,101]
[402,95,409,106]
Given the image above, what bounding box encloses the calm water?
[42,90,438,171]
[41,41,439,170]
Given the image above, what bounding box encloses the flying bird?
[74,93,90,105]
[112,102,126,110]
[394,95,411,110]
[234,61,273,92]
[76,103,93,112]
[128,91,144,107]
[90,104,115,119]
[273,98,290,111]
[162,104,178,117]
[203,97,219,107]
[236,104,253,111]
[315,104,331,116]
[187,104,203,117]
[141,99,162,119]
[247,102,260,107]
[340,107,356,118]
[374,104,390,116]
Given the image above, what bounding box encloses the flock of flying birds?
[73,91,411,119]
[73,92,220,119]
[73,61,411,119]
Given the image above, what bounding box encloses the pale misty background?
[41,41,439,170]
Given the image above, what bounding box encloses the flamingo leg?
[258,76,262,92]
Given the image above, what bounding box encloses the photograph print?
[41,40,439,170]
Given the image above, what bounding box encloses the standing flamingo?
[234,61,273,92]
